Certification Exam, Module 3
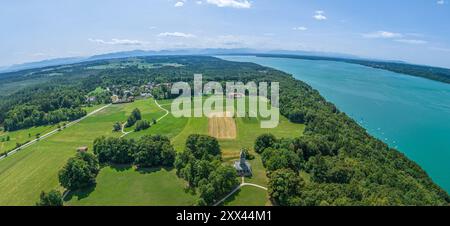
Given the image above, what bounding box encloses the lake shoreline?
[219,55,450,192]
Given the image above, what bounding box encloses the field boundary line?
[0,104,111,161]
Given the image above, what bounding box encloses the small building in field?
[77,146,88,153]
[234,151,252,177]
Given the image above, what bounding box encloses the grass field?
[146,97,305,190]
[0,96,304,206]
[224,186,269,206]
[65,166,197,206]
[0,125,56,154]
[122,98,168,133]
[0,104,107,155]
[0,99,159,205]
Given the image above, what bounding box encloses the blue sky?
[1,0,450,68]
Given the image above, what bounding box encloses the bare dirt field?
[208,112,237,139]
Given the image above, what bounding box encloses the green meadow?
[0,100,153,205]
[224,186,269,206]
[0,125,56,154]
[0,97,305,206]
[65,166,197,206]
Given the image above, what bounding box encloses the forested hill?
[238,54,450,85]
[0,56,448,205]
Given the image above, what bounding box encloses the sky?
[1,0,450,68]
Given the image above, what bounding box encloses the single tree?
[112,122,122,132]
[58,152,99,190]
[254,134,277,154]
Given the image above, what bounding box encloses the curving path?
[120,123,133,138]
[154,98,170,122]
[213,177,268,206]
[121,98,170,138]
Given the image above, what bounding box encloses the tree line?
[38,135,177,206]
[174,134,240,206]
[41,134,237,206]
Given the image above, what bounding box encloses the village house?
[111,95,119,103]
[144,82,155,91]
[111,94,134,104]
[86,96,96,103]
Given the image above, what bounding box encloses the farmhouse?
[111,95,135,104]
[234,151,252,177]
[86,96,96,103]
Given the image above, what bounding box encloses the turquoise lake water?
[219,55,450,192]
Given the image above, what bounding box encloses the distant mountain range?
[0,47,449,86]
[0,48,363,73]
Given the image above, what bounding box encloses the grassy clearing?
[172,116,209,151]
[65,165,197,206]
[223,186,269,206]
[160,97,305,206]
[158,97,305,188]
[0,96,304,206]
[124,99,182,139]
[0,99,155,205]
[122,99,167,133]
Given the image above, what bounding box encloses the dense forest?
[1,86,87,131]
[241,54,450,84]
[0,55,448,205]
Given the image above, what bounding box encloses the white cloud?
[158,32,196,38]
[293,26,307,31]
[313,10,327,21]
[315,10,325,14]
[437,0,445,5]
[395,39,428,45]
[206,0,251,9]
[174,1,185,7]
[430,47,450,52]
[88,38,146,46]
[363,31,403,39]
[363,31,429,45]
[314,14,327,20]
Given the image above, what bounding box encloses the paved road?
[0,104,111,161]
